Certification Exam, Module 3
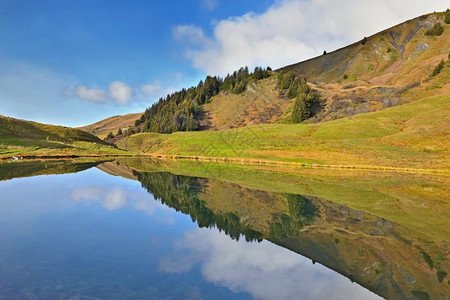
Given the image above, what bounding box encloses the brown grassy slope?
[96,161,137,180]
[199,77,291,130]
[78,113,142,139]
[281,13,449,85]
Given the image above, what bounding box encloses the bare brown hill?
[79,113,142,139]
[199,77,291,130]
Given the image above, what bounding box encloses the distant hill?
[78,113,142,139]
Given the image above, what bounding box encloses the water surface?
[0,159,448,299]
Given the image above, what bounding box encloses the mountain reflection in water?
[0,158,448,299]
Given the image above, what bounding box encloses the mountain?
[0,115,126,159]
[78,112,142,139]
[113,11,449,171]
[110,11,448,135]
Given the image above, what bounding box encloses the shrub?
[323,50,327,55]
[105,132,114,141]
[343,74,348,80]
[386,47,392,53]
[432,60,445,76]
[425,22,444,36]
[361,37,368,45]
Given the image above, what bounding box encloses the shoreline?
[1,153,448,175]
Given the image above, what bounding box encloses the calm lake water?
[0,159,448,299]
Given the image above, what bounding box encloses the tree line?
[133,66,271,134]
[106,66,317,142]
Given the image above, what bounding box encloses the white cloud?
[69,85,106,103]
[201,0,219,11]
[65,81,136,105]
[109,81,134,104]
[160,228,381,300]
[173,25,209,45]
[174,0,449,75]
[141,81,163,96]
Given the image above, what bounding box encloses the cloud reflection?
[70,185,174,223]
[160,228,381,300]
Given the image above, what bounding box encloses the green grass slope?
[0,115,128,158]
[118,94,450,170]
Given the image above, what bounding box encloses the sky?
[0,0,448,127]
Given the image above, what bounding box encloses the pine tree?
[287,77,300,98]
[292,94,310,123]
[445,9,450,24]
[279,71,295,90]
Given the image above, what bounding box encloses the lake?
[0,158,448,299]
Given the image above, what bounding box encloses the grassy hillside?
[0,115,128,158]
[280,12,450,122]
[118,94,450,170]
[78,112,142,139]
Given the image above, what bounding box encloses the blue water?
[0,167,381,299]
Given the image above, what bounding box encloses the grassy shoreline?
[117,94,450,171]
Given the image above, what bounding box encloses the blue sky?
[0,0,447,127]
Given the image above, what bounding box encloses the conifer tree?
[292,94,310,123]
